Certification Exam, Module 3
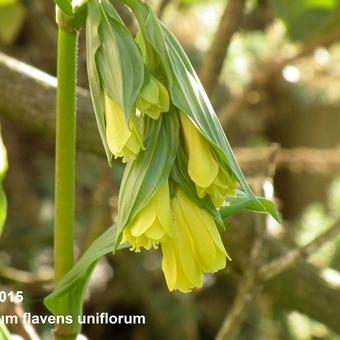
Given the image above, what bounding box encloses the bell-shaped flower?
[104,95,144,163]
[161,188,230,293]
[123,181,173,252]
[136,76,169,120]
[179,113,235,207]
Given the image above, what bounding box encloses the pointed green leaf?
[72,0,88,12]
[86,0,144,163]
[127,1,258,203]
[86,0,111,163]
[0,322,11,340]
[220,191,281,223]
[44,225,119,326]
[97,0,144,119]
[54,0,73,15]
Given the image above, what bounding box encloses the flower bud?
[161,188,230,292]
[123,181,172,252]
[136,76,169,120]
[179,113,235,207]
[104,95,144,163]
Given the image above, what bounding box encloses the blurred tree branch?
[242,0,273,31]
[236,147,340,176]
[157,0,173,18]
[0,52,102,155]
[2,302,40,340]
[216,214,265,340]
[0,264,52,285]
[217,218,340,339]
[219,27,340,127]
[200,0,246,96]
[227,217,340,335]
[259,220,340,281]
[1,53,339,176]
[216,147,279,340]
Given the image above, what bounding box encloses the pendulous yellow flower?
[179,113,236,207]
[136,76,169,120]
[104,95,144,163]
[161,188,230,293]
[123,181,173,252]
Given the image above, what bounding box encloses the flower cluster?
[86,0,253,293]
[117,94,236,292]
[105,71,234,291]
[106,79,234,292]
[44,0,278,323]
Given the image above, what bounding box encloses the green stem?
[54,26,79,340]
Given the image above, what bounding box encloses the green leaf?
[116,110,179,241]
[72,0,88,12]
[220,191,281,223]
[86,0,111,163]
[54,0,73,16]
[271,0,340,41]
[0,322,11,340]
[164,27,257,202]
[127,1,258,204]
[86,0,144,163]
[44,225,118,330]
[97,0,144,119]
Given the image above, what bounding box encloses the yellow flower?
[136,76,169,120]
[123,181,172,252]
[161,188,230,293]
[104,95,144,163]
[179,113,235,207]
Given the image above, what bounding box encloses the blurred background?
[0,0,340,339]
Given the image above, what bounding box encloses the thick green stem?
[54,26,79,340]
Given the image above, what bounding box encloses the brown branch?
[157,0,173,18]
[200,0,246,96]
[235,147,340,176]
[216,215,265,340]
[285,27,340,65]
[2,302,40,340]
[216,146,279,340]
[259,220,340,281]
[227,218,340,335]
[219,27,340,127]
[217,144,340,337]
[268,267,340,334]
[216,150,340,335]
[0,264,53,285]
[215,276,259,340]
[0,52,103,156]
[1,53,339,176]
